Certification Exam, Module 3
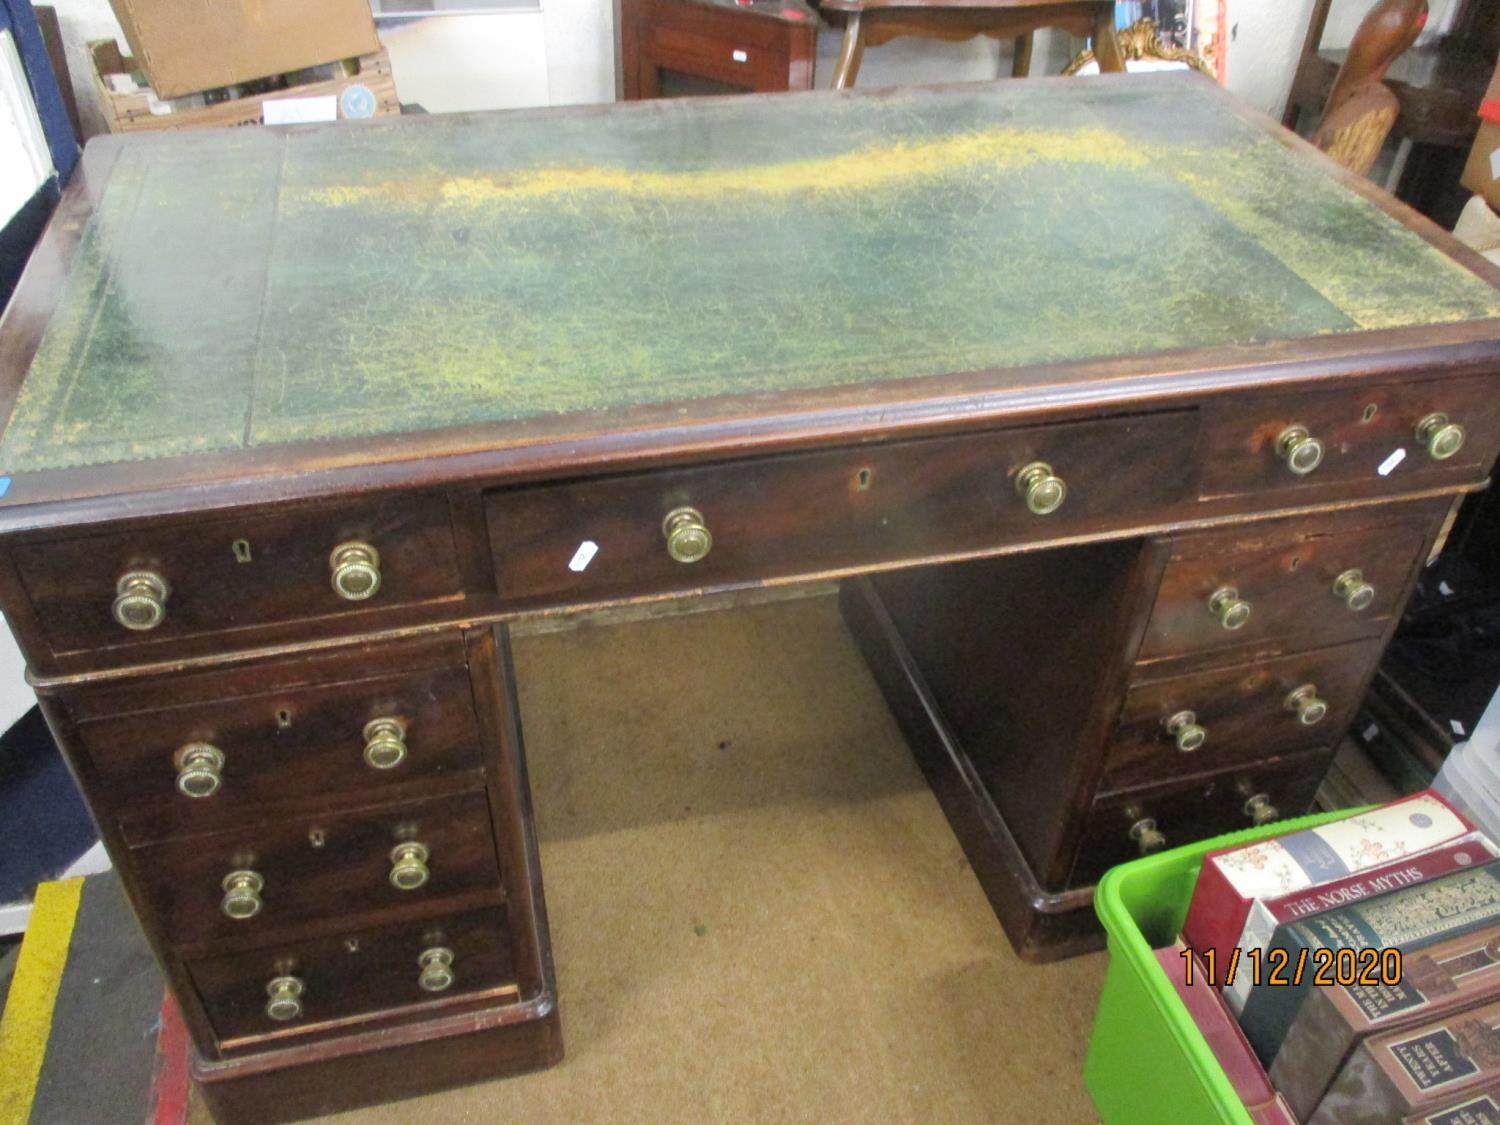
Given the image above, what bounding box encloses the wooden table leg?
[1011,32,1034,78]
[832,11,867,88]
[1091,7,1126,72]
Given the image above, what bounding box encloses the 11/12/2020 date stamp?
[1181,946,1403,988]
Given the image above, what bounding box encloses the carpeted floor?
[249,590,1108,1123]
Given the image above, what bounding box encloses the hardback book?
[1310,998,1500,1124]
[1404,1081,1500,1123]
[1154,943,1281,1117]
[1271,921,1500,1120]
[1183,792,1472,974]
[1227,833,1500,1016]
[1237,860,1500,1066]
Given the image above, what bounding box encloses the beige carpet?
[285,591,1108,1123]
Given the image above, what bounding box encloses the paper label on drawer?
[732,49,748,62]
[1378,447,1407,476]
[568,540,599,572]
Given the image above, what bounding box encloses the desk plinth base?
[840,576,1104,962]
[192,991,562,1124]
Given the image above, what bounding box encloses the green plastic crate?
[1083,807,1369,1125]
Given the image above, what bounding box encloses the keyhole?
[275,709,292,729]
[1289,556,1302,571]
[855,468,872,491]
[232,539,252,563]
[1362,403,1378,424]
[309,828,326,848]
[345,938,360,954]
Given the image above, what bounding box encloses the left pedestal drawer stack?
[30,624,561,1123]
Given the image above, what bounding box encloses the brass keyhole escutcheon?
[329,541,381,601]
[112,570,170,631]
[418,946,456,992]
[265,975,305,1021]
[1162,711,1207,753]
[1243,793,1280,826]
[662,507,712,564]
[1207,586,1251,631]
[174,742,225,799]
[1014,461,1067,516]
[221,869,264,920]
[1333,568,1376,612]
[1275,425,1325,475]
[1415,412,1465,460]
[389,842,431,891]
[1284,684,1328,726]
[363,717,407,770]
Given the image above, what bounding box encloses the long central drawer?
[486,411,1199,607]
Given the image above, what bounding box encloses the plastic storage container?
[1083,807,1364,1125]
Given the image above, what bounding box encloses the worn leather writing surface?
[4,76,1498,472]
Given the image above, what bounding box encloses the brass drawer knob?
[1243,793,1280,826]
[174,742,225,799]
[329,541,382,601]
[221,869,264,920]
[1333,568,1376,612]
[362,718,407,771]
[1275,425,1324,475]
[389,842,431,891]
[112,570,170,631]
[1014,461,1067,515]
[1163,710,1207,753]
[1284,683,1328,726]
[265,975,305,1022]
[1128,816,1166,856]
[662,507,712,564]
[418,946,456,993]
[1415,412,1465,460]
[1207,586,1251,631]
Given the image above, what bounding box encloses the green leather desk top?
[3,74,1498,475]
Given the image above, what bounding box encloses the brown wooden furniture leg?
[1012,31,1033,77]
[1092,7,1126,73]
[833,11,866,88]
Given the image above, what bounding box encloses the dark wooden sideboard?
[1,75,1499,1120]
[617,0,817,99]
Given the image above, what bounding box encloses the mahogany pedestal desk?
[2,75,1499,1121]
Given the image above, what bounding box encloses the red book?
[1224,831,1500,1015]
[1182,792,1473,976]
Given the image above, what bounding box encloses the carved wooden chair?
[814,0,1126,90]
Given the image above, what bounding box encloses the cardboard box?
[107,0,380,98]
[1461,64,1500,210]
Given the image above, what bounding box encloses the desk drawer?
[12,492,464,659]
[1072,751,1328,886]
[133,790,503,950]
[1200,375,1500,499]
[486,411,1197,608]
[79,664,483,844]
[188,905,518,1050]
[1136,517,1430,663]
[1102,639,1383,792]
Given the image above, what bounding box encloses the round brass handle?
[112,570,170,631]
[1275,425,1325,476]
[1163,710,1207,753]
[362,718,407,771]
[1415,412,1465,460]
[1014,461,1067,516]
[329,541,381,601]
[1128,817,1166,856]
[265,975,305,1022]
[418,946,456,993]
[1284,684,1329,726]
[1207,586,1252,631]
[662,507,712,564]
[174,742,225,799]
[1333,568,1376,612]
[221,869,264,920]
[1243,793,1280,827]
[389,842,431,891]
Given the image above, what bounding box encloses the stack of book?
[1165,791,1500,1122]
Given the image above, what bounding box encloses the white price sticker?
[1377,448,1407,476]
[568,541,599,572]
